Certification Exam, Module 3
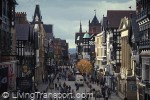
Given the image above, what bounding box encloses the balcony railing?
[139,39,150,49]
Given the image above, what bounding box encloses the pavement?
[36,67,122,100]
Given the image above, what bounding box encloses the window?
[145,64,149,81]
[2,0,7,16]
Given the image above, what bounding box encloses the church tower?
[89,10,101,34]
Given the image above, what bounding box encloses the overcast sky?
[16,0,136,48]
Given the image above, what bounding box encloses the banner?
[0,67,8,94]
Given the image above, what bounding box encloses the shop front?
[137,82,145,100]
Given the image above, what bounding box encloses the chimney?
[15,12,28,24]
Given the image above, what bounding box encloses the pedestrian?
[57,77,60,82]
[55,83,57,90]
[76,84,79,91]
[108,87,111,98]
[68,85,71,92]
[101,86,105,99]
[105,86,109,100]
[63,82,66,88]
[59,83,61,90]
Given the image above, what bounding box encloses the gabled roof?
[16,24,30,40]
[107,10,136,28]
[32,4,42,23]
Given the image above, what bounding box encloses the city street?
[37,66,122,100]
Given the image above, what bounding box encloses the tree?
[76,59,92,74]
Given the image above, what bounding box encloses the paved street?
[36,67,122,100]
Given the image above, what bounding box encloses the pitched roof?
[107,10,136,28]
[43,24,53,33]
[43,24,53,47]
[16,24,30,40]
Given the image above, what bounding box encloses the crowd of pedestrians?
[36,66,117,100]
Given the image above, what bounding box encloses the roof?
[107,10,136,28]
[43,24,53,47]
[32,4,42,23]
[61,40,66,45]
[16,24,30,40]
[91,15,99,24]
[43,24,53,33]
[83,32,90,39]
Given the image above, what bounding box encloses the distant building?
[61,40,69,65]
[75,21,86,60]
[89,13,101,35]
[53,38,62,66]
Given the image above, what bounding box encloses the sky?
[16,0,136,48]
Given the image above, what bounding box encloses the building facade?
[31,4,46,84]
[136,0,150,100]
[118,16,137,100]
[0,0,17,96]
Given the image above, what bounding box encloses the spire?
[79,20,82,33]
[91,10,99,24]
[35,0,39,5]
[32,4,42,23]
[94,9,96,16]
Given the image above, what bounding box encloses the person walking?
[57,77,60,82]
[55,83,57,90]
[108,87,111,98]
[101,86,106,100]
[76,84,79,91]
[105,86,109,100]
